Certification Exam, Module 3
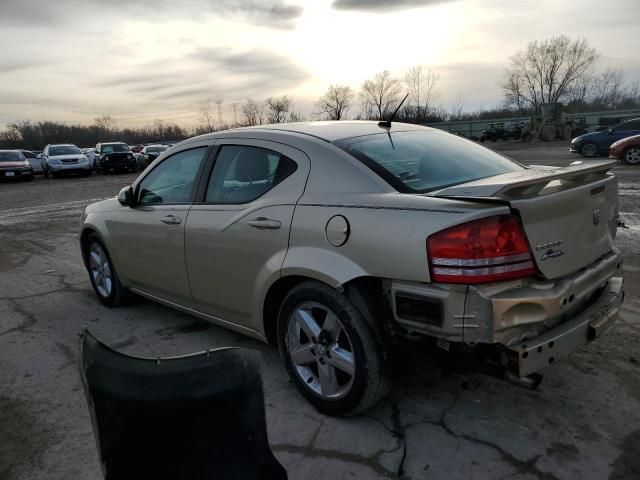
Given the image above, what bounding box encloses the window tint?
[205,145,297,204]
[335,130,523,193]
[137,147,207,205]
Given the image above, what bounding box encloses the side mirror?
[118,186,135,207]
[36,154,44,159]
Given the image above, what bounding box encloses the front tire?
[623,146,640,165]
[84,234,126,307]
[581,142,598,158]
[277,281,390,416]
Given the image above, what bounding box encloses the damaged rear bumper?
[503,276,623,377]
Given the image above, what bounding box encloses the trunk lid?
[429,160,619,279]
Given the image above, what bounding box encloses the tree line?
[1,35,639,150]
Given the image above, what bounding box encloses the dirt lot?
[1,140,639,480]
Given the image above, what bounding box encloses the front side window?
[335,130,523,193]
[137,147,207,205]
[205,145,297,204]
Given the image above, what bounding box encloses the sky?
[0,0,638,127]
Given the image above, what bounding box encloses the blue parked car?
[571,118,640,158]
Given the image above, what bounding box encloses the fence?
[426,108,640,139]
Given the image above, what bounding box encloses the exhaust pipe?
[505,371,543,390]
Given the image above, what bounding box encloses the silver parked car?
[20,150,44,174]
[42,144,92,178]
[80,121,624,415]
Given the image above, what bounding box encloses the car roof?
[198,121,432,143]
[49,143,77,147]
[99,142,127,145]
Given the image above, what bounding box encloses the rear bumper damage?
[503,275,623,377]
[389,249,624,380]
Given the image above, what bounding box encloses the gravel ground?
[1,140,639,480]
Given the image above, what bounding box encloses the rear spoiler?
[429,160,616,200]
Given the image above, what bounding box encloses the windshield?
[101,144,130,153]
[0,151,21,162]
[147,146,168,153]
[335,130,523,193]
[49,145,81,156]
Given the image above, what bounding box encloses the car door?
[185,139,310,332]
[108,144,211,304]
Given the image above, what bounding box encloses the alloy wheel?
[286,302,356,400]
[625,147,640,165]
[89,243,113,298]
[581,143,597,157]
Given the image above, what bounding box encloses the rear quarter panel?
[284,193,510,285]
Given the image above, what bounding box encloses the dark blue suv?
[571,118,640,157]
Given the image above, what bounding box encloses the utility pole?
[230,103,240,125]
[215,100,223,124]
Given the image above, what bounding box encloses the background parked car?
[130,144,144,153]
[20,150,44,175]
[137,144,168,169]
[610,134,640,165]
[95,142,138,174]
[82,148,97,169]
[0,150,34,181]
[41,144,91,178]
[570,118,640,157]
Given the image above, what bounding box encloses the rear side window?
[205,145,297,204]
[335,130,523,193]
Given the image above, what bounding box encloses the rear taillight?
[427,214,537,284]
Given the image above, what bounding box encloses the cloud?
[331,0,456,12]
[0,0,303,29]
[95,47,309,102]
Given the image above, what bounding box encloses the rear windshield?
[101,144,129,153]
[0,151,20,162]
[50,145,81,156]
[335,130,523,193]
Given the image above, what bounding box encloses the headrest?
[234,149,270,182]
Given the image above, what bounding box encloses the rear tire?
[84,233,126,307]
[277,281,390,416]
[623,146,640,165]
[581,142,598,158]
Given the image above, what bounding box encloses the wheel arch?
[261,273,389,348]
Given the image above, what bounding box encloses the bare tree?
[359,70,403,120]
[449,94,465,120]
[502,36,598,112]
[199,99,216,132]
[288,111,305,122]
[593,68,625,108]
[265,96,291,123]
[566,73,594,105]
[315,84,354,120]
[94,115,117,134]
[404,65,440,121]
[241,98,266,126]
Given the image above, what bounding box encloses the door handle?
[160,215,182,225]
[248,217,281,230]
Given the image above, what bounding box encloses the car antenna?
[378,93,409,129]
